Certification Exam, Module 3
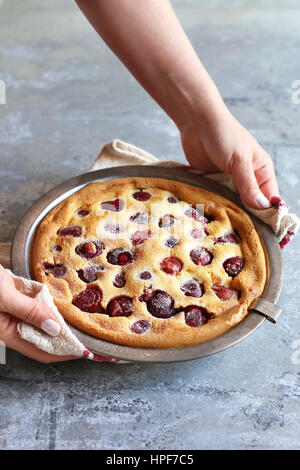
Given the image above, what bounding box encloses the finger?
[230,154,271,209]
[3,289,61,337]
[254,152,280,200]
[0,312,78,364]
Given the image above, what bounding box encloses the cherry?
[77,265,103,283]
[43,263,66,278]
[100,198,124,212]
[190,248,213,266]
[113,272,126,288]
[129,212,149,225]
[167,196,178,203]
[106,296,133,317]
[184,207,202,222]
[223,256,244,277]
[165,237,178,248]
[78,209,89,217]
[130,320,150,335]
[190,228,205,240]
[75,240,104,259]
[133,190,151,202]
[180,279,203,298]
[184,305,212,327]
[139,290,176,319]
[213,285,234,301]
[139,271,152,280]
[214,233,240,244]
[160,257,183,276]
[105,223,123,234]
[72,285,104,313]
[158,214,175,228]
[130,230,151,246]
[57,226,82,237]
[52,244,62,253]
[107,248,136,265]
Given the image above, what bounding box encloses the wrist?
[165,72,229,134]
[176,90,229,134]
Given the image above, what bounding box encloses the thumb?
[5,290,61,337]
[231,156,270,209]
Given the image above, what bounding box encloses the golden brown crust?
[31,177,267,348]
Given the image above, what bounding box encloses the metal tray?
[11,166,283,362]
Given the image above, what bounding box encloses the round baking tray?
[11,166,283,363]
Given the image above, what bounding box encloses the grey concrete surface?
[0,0,300,450]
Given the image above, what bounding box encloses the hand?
[180,107,279,210]
[0,265,77,363]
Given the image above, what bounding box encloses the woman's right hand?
[0,265,77,363]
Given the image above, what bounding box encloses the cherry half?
[180,279,204,298]
[43,263,66,278]
[100,198,124,212]
[158,214,175,228]
[164,237,178,248]
[107,248,136,266]
[129,212,149,225]
[160,257,183,276]
[130,230,151,246]
[113,272,126,288]
[184,305,212,327]
[213,285,234,301]
[130,320,151,335]
[77,209,89,218]
[190,228,205,240]
[106,296,133,317]
[214,233,241,245]
[223,256,244,277]
[57,226,82,237]
[190,248,213,266]
[139,290,177,319]
[75,240,104,259]
[77,265,103,283]
[184,207,203,222]
[133,190,151,202]
[139,271,152,280]
[73,285,104,313]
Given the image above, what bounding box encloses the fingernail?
[256,193,270,209]
[41,319,61,336]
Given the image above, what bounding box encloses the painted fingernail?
[256,193,270,209]
[41,319,61,336]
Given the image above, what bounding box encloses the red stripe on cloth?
[271,196,289,209]
[279,231,295,250]
[83,347,120,363]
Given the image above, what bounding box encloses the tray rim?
[11,165,283,363]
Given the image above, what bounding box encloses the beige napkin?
[12,271,85,357]
[1,139,299,361]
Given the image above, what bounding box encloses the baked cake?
[31,177,267,348]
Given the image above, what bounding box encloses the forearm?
[75,0,225,129]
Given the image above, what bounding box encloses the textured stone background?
[0,0,300,450]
